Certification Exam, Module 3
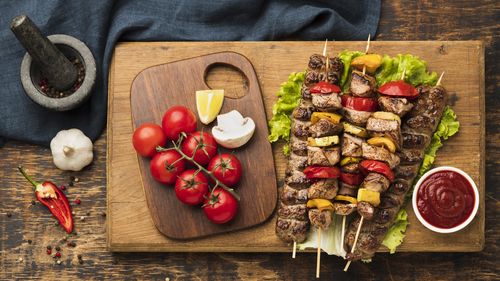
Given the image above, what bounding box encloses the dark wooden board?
[130,52,277,239]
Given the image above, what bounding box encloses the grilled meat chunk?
[292,100,315,121]
[341,163,360,174]
[312,92,342,111]
[378,96,414,117]
[357,201,375,220]
[409,86,447,121]
[402,132,429,149]
[308,209,333,230]
[342,107,372,126]
[366,117,400,132]
[276,218,308,243]
[398,148,424,164]
[338,182,358,197]
[304,70,321,87]
[290,137,308,156]
[293,120,310,139]
[334,202,357,216]
[309,119,343,138]
[301,85,312,100]
[285,153,308,173]
[307,179,339,199]
[388,179,411,195]
[307,146,341,166]
[326,57,344,85]
[278,203,308,221]
[350,70,376,97]
[342,133,364,157]
[394,164,420,181]
[281,185,308,205]
[361,143,400,168]
[308,54,325,70]
[285,170,310,188]
[361,172,390,193]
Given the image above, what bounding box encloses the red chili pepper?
[18,166,74,233]
[341,95,378,112]
[359,160,394,182]
[339,172,364,186]
[378,80,418,99]
[303,166,341,179]
[310,81,341,94]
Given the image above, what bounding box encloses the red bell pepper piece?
[341,95,378,112]
[18,166,74,233]
[359,160,394,182]
[378,80,418,99]
[303,166,341,179]
[310,81,341,94]
[339,172,364,186]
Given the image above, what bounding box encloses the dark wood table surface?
[1,1,498,280]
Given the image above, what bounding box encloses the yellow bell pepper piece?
[342,122,369,138]
[357,188,380,207]
[334,195,358,204]
[306,199,334,211]
[311,112,342,125]
[351,54,383,73]
[367,137,397,153]
[340,157,362,166]
[307,136,339,147]
[372,111,401,124]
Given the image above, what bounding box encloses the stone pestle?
[10,15,77,91]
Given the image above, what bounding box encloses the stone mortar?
[20,34,96,111]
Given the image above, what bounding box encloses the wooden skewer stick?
[365,33,371,53]
[316,230,322,278]
[436,71,445,86]
[341,215,346,259]
[323,39,328,57]
[343,216,365,272]
[292,241,297,259]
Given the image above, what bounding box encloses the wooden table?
[1,1,498,280]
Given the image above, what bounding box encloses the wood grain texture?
[130,52,277,239]
[108,41,484,252]
[1,1,499,280]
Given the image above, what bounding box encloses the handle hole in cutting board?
[204,63,248,99]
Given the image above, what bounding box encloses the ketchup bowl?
[412,166,479,234]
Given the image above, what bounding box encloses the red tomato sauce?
[416,170,475,229]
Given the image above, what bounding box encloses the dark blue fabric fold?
[0,0,380,146]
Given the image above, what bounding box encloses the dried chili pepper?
[18,166,74,233]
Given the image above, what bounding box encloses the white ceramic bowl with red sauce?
[412,166,479,234]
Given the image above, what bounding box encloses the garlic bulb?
[50,129,93,171]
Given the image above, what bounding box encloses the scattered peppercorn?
[47,249,52,255]
[86,211,90,216]
[69,182,74,187]
[67,241,76,247]
[74,177,79,182]
[57,260,62,265]
[38,58,85,98]
[74,199,81,205]
[47,245,52,250]
[6,212,12,217]
[80,216,85,221]
[27,239,32,244]
[55,252,61,258]
[77,254,82,259]
[78,259,84,264]
[31,200,36,205]
[101,212,107,217]
[70,176,75,182]
[60,185,66,191]
[72,211,76,215]
[55,246,61,251]
[18,257,23,262]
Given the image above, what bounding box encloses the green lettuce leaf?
[382,209,409,254]
[375,54,438,86]
[339,50,364,92]
[267,72,305,154]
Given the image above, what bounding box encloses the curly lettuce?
[382,209,409,253]
[375,54,438,86]
[268,72,305,155]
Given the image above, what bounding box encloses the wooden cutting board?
[107,41,485,252]
[130,52,276,239]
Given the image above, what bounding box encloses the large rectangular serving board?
[107,41,485,252]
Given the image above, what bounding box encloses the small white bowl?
[412,166,479,234]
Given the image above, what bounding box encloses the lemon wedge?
[196,89,224,125]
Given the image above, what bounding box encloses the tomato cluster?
[132,106,242,224]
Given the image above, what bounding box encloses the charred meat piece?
[309,119,343,138]
[285,170,310,188]
[349,70,376,97]
[378,96,414,117]
[276,218,309,243]
[366,117,400,132]
[278,203,308,221]
[308,54,325,70]
[292,100,315,121]
[307,146,341,166]
[361,143,400,168]
[293,120,310,139]
[304,70,321,87]
[312,93,342,111]
[285,153,308,173]
[388,179,411,195]
[341,163,360,174]
[398,148,424,164]
[290,137,308,156]
[334,202,357,216]
[342,133,364,157]
[342,108,372,126]
[361,172,390,193]
[394,164,420,181]
[326,57,344,85]
[301,85,312,100]
[281,185,308,205]
[357,201,375,220]
[373,207,399,225]
[378,193,404,210]
[307,178,339,199]
[338,182,358,197]
[308,209,333,230]
[404,115,436,136]
[409,86,447,121]
[402,132,429,149]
